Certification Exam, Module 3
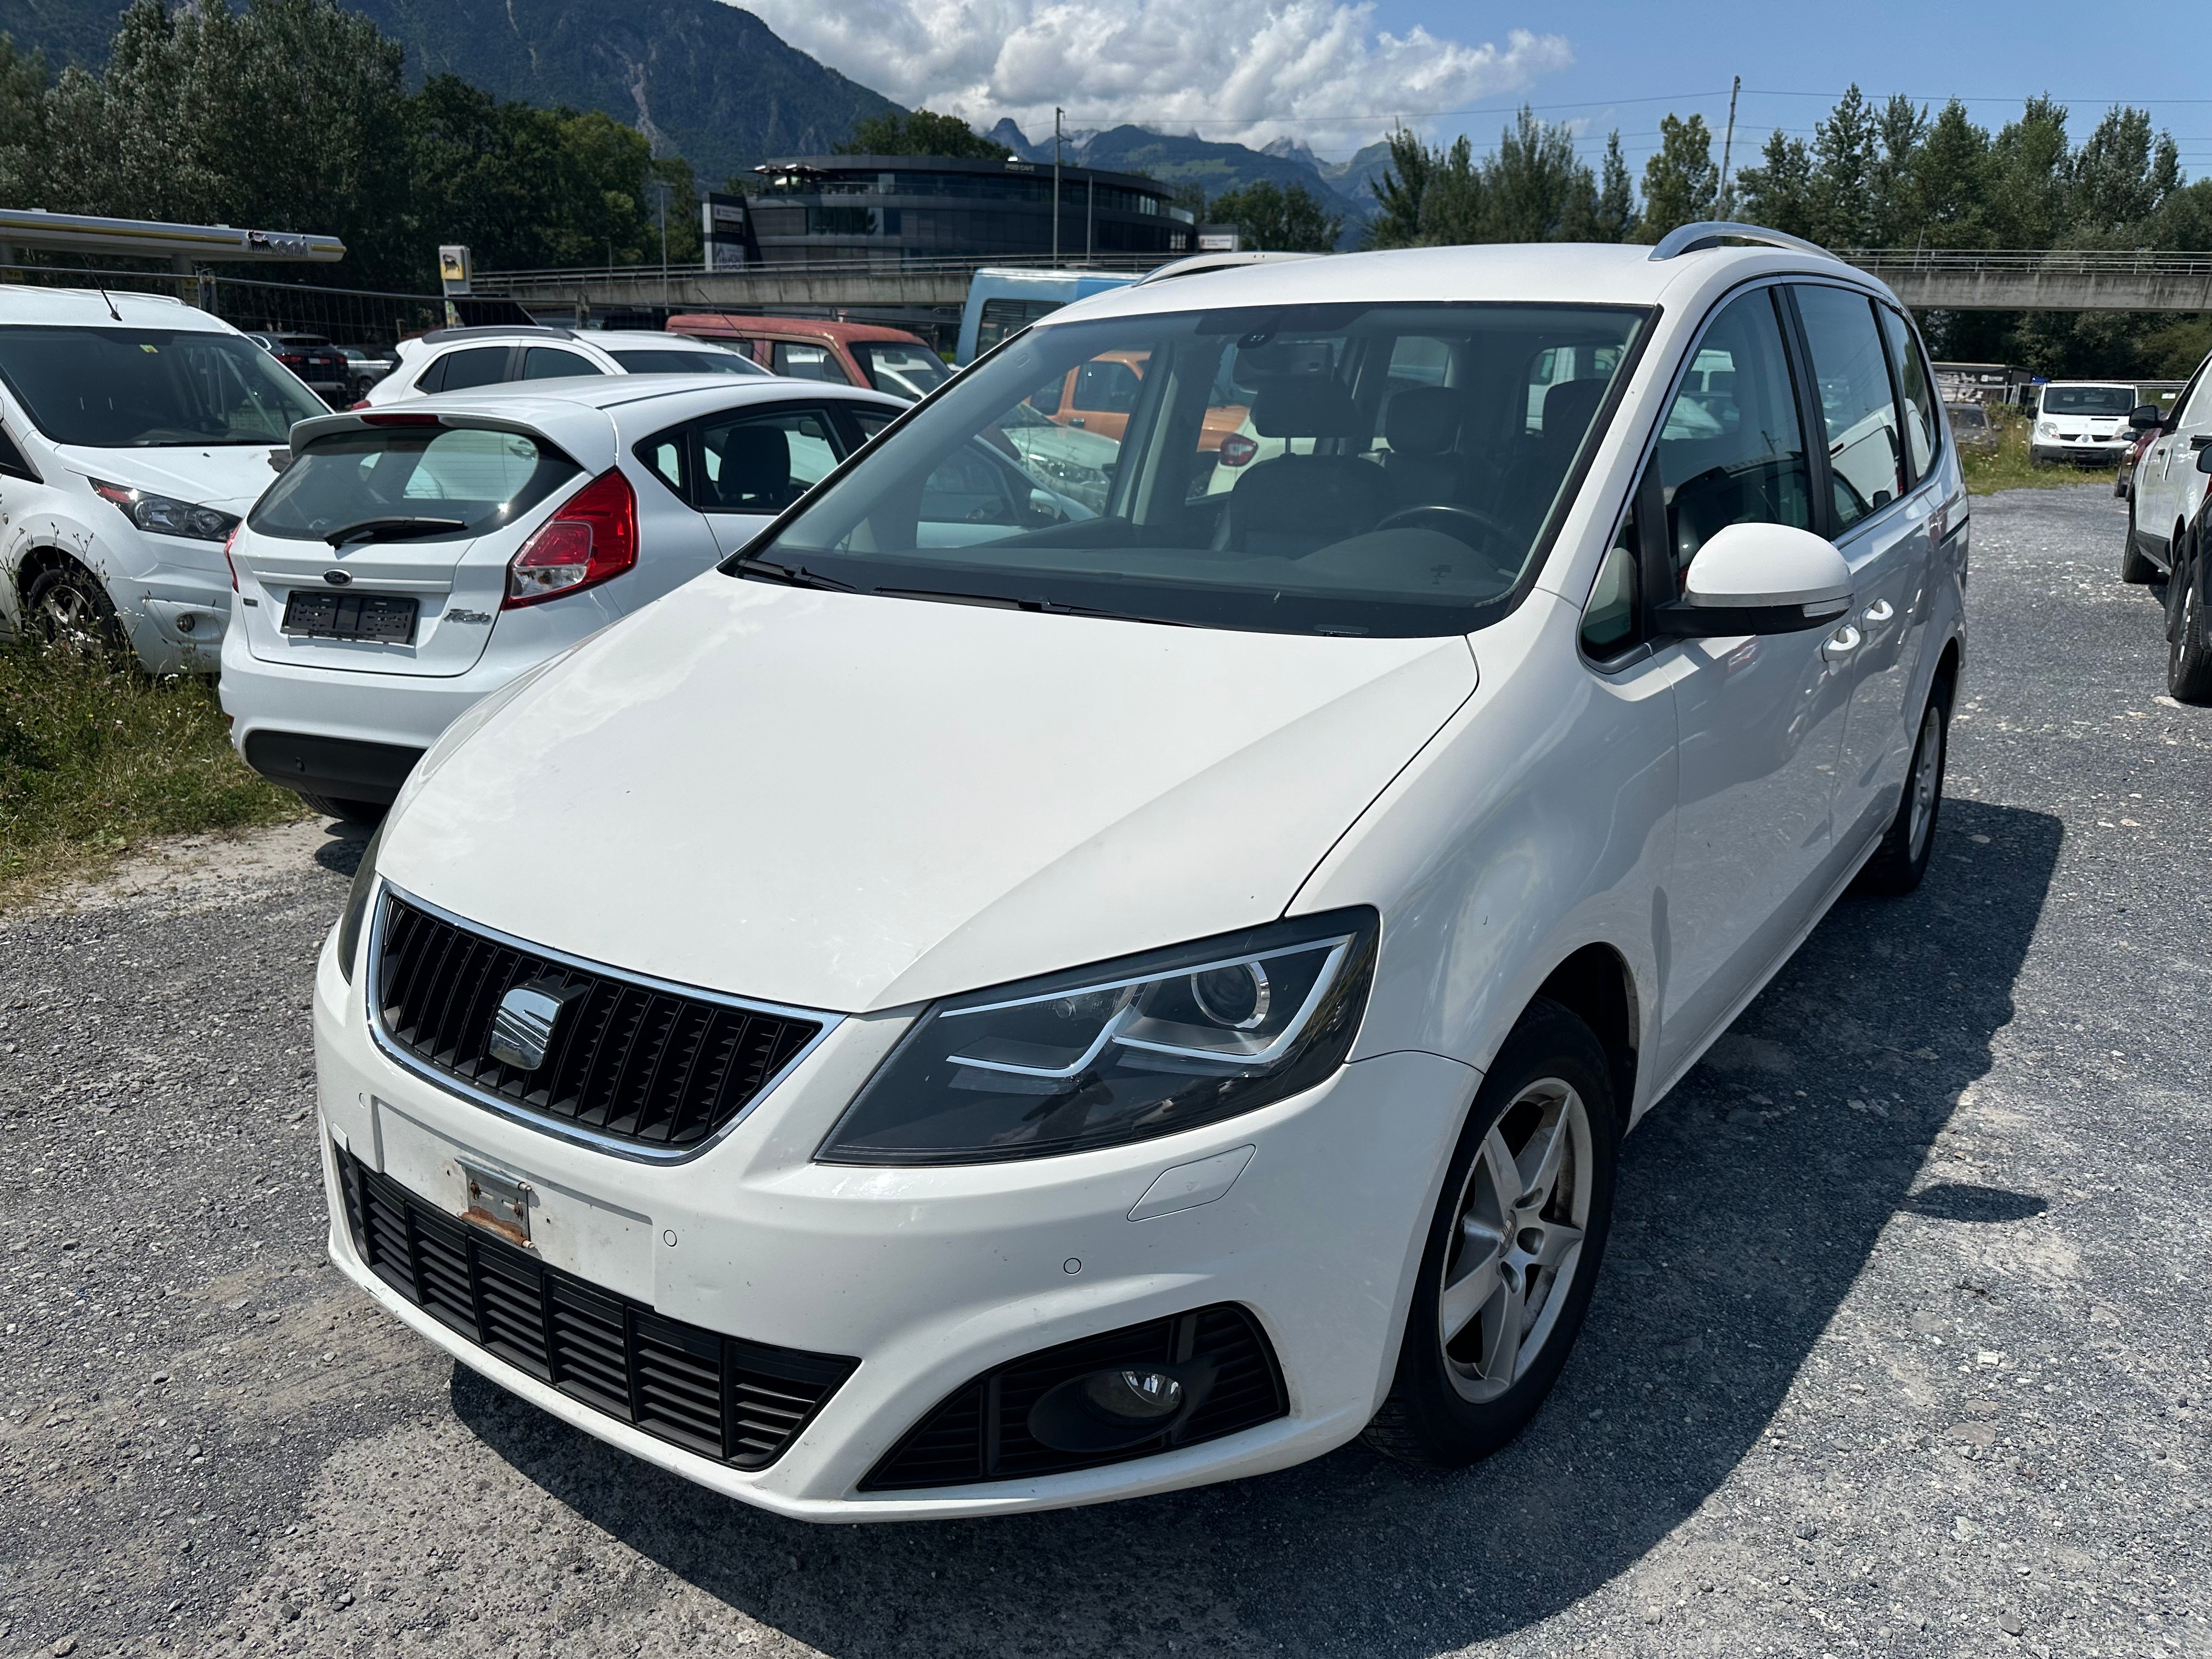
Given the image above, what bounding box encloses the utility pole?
[1716,75,1741,219]
[1052,107,1063,267]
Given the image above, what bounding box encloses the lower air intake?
[336,1146,855,1470]
[860,1303,1286,1491]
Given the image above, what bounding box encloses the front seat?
[1380,385,1474,508]
[1213,380,1386,557]
[701,424,794,513]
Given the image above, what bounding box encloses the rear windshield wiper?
[733,555,861,592]
[324,516,469,548]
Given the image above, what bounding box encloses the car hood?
[382,578,1477,1013]
[57,443,289,515]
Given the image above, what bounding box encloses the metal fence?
[0,262,531,348]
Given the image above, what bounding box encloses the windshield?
[607,347,767,376]
[247,425,581,542]
[2042,385,2133,416]
[740,301,1646,636]
[855,341,951,400]
[0,325,329,447]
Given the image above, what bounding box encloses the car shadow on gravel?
[448,796,2062,1657]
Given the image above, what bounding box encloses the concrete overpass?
[472,249,2212,319]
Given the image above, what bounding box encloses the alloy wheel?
[1438,1079,1593,1403]
[1906,702,1944,862]
[37,579,111,654]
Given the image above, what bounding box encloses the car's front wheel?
[1364,998,1619,1466]
[25,562,128,657]
[295,792,390,824]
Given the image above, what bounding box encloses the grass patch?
[1960,407,2120,497]
[0,641,303,905]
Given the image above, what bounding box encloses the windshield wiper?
[324,516,469,548]
[733,555,861,592]
[875,588,1190,627]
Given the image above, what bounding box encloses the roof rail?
[1132,250,1318,286]
[417,323,579,345]
[1647,221,1835,262]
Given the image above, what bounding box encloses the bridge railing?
[471,251,1173,296]
[1842,247,2212,278]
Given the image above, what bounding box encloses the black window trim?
[1877,300,1946,485]
[1780,276,1927,545]
[0,417,40,483]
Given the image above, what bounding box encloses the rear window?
[607,348,766,375]
[248,425,580,543]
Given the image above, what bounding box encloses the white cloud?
[733,0,1572,157]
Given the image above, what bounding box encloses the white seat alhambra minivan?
[312,225,1967,1521]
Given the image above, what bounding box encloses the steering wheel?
[1375,502,1521,557]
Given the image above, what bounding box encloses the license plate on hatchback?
[281,590,418,644]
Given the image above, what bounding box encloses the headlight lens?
[333,820,384,985]
[91,479,240,541]
[817,909,1377,1166]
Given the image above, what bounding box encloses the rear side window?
[433,346,513,393]
[635,405,847,514]
[1877,306,1940,483]
[249,426,580,541]
[1793,286,1904,531]
[606,348,765,375]
[853,342,949,400]
[771,341,851,384]
[523,347,603,380]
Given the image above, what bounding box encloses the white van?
[0,287,330,672]
[2030,380,2137,466]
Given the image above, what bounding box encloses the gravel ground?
[1,483,2206,1659]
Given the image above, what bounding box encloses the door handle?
[1068,416,1085,427]
[1821,625,1863,661]
[1861,599,1894,624]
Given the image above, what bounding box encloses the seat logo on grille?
[488,979,584,1071]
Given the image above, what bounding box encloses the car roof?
[669,314,926,345]
[1057,240,1884,327]
[0,287,235,332]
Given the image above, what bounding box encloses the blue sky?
[1367,1,2211,178]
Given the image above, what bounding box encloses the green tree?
[1594,131,1637,242]
[1733,129,1815,239]
[1984,96,2071,249]
[2069,105,2177,238]
[1909,100,1993,249]
[1483,107,1596,242]
[1870,93,1929,245]
[1206,179,1342,252]
[836,108,1010,160]
[0,36,50,206]
[1368,127,1441,249]
[1809,84,1878,247]
[1636,113,1717,243]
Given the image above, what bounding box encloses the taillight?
[223,523,241,591]
[1218,433,1258,468]
[348,399,370,410]
[504,469,637,608]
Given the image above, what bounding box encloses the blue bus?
[955,269,1140,366]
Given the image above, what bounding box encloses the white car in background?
[309,227,1969,1521]
[0,286,329,672]
[2030,380,2137,466]
[219,375,901,819]
[363,326,769,407]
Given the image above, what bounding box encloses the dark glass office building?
[743,155,1195,267]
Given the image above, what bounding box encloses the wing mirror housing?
[2196,443,2212,475]
[2129,403,2165,431]
[1653,521,1854,637]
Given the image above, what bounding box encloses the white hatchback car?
[312,225,1967,1521]
[361,325,768,407]
[220,376,903,817]
[0,287,329,671]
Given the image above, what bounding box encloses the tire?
[1363,998,1620,1467]
[23,561,128,656]
[2121,496,2160,583]
[2170,528,2212,704]
[294,792,390,824]
[1853,677,1951,896]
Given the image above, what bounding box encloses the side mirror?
[2196,444,2212,476]
[2129,404,2164,431]
[1654,521,1853,638]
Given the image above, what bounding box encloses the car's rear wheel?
[1854,679,1951,896]
[2170,528,2212,704]
[295,792,390,824]
[1363,998,1618,1466]
[2121,496,2160,583]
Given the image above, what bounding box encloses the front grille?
[373,893,821,1152]
[860,1304,1286,1491]
[337,1147,856,1469]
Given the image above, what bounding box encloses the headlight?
[818,909,1377,1166]
[333,820,385,985]
[91,479,240,542]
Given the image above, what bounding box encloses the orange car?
[1024,349,1248,451]
[667,314,951,402]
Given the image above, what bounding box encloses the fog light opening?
[1025,1359,1215,1454]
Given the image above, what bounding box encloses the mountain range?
[0,0,1386,237]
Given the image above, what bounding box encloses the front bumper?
[311,917,1475,1520]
